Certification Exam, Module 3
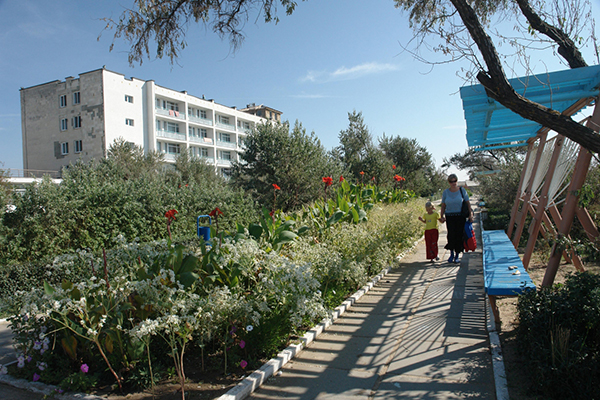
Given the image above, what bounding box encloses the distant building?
[20,67,282,177]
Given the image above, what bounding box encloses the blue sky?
[1,0,599,179]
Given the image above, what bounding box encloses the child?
[418,201,443,262]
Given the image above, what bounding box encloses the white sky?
[1,0,599,181]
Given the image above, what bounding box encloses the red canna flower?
[359,171,364,175]
[371,176,376,181]
[273,184,281,190]
[209,207,223,217]
[165,209,178,220]
[339,176,344,182]
[322,176,333,186]
[392,165,396,169]
[394,175,402,182]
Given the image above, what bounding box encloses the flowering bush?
[3,196,423,394]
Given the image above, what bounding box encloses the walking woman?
[439,174,473,263]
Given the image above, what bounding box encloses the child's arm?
[418,216,425,223]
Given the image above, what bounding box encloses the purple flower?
[33,373,40,382]
[240,360,248,369]
[239,340,246,349]
[80,364,89,374]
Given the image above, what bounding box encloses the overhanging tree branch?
[449,0,600,154]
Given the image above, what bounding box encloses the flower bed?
[1,185,422,398]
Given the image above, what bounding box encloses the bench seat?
[482,229,536,323]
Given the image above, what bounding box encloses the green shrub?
[516,272,600,399]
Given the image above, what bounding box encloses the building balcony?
[156,129,186,141]
[188,115,213,126]
[217,159,232,166]
[190,136,214,145]
[216,140,236,149]
[216,121,235,131]
[156,108,186,120]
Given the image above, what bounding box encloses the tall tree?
[107,0,600,152]
[231,121,341,211]
[336,111,382,182]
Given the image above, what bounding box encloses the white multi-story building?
[20,67,282,177]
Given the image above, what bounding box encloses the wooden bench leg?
[488,295,501,325]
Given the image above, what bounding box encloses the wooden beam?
[543,99,600,287]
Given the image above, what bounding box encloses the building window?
[167,143,180,154]
[166,122,179,133]
[200,110,207,119]
[219,132,231,142]
[126,118,135,126]
[74,140,83,153]
[73,92,80,105]
[60,118,68,131]
[59,95,67,108]
[125,95,134,103]
[221,150,232,160]
[72,115,81,128]
[218,115,230,125]
[61,142,69,155]
[201,147,209,157]
[200,128,208,138]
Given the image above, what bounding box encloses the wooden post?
[522,136,564,268]
[512,133,548,247]
[508,140,534,237]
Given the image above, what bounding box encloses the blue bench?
[482,229,536,324]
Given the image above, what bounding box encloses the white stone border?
[216,240,422,400]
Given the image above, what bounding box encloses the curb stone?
[216,240,422,400]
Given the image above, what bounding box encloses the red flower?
[339,176,344,182]
[359,171,364,175]
[371,176,376,181]
[165,209,178,220]
[273,184,281,190]
[392,165,396,170]
[322,176,333,186]
[394,175,405,182]
[209,207,223,217]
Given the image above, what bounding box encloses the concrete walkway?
[248,213,495,399]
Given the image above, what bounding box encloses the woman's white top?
[442,188,469,214]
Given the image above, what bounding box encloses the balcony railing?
[162,153,179,161]
[216,140,236,149]
[156,130,186,141]
[156,108,186,120]
[193,156,215,164]
[237,126,252,134]
[7,169,61,179]
[189,136,214,144]
[188,115,213,126]
[217,159,232,166]
[216,121,235,131]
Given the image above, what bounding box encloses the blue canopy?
[460,65,600,150]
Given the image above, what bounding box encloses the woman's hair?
[447,173,458,182]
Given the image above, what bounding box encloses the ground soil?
[496,255,600,400]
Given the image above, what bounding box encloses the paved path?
[248,211,495,399]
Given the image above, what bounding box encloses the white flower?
[246,325,254,332]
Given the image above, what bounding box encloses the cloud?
[301,62,401,83]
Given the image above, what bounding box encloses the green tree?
[231,121,341,211]
[336,111,389,184]
[107,137,164,180]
